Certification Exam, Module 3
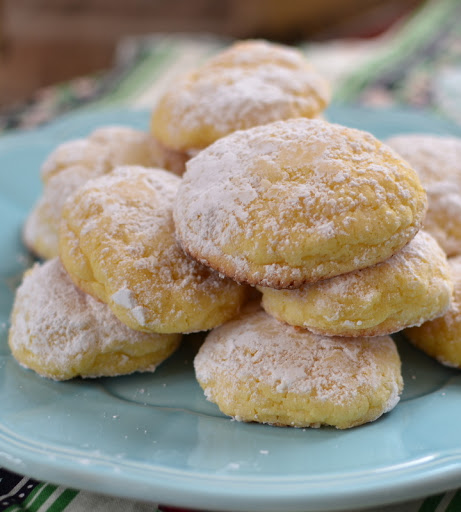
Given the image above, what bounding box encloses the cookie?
[8,258,181,380]
[387,134,461,257]
[59,166,247,333]
[405,256,461,368]
[24,126,161,260]
[41,126,155,183]
[260,231,453,336]
[174,118,427,288]
[194,308,403,429]
[151,40,330,152]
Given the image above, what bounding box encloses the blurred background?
[2,0,461,131]
[0,0,420,104]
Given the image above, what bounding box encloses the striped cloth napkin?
[2,465,461,512]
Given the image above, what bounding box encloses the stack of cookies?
[9,39,460,430]
[176,117,452,429]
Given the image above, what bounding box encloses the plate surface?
[1,106,461,512]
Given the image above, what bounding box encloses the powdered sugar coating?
[387,134,461,257]
[41,139,99,182]
[8,258,181,380]
[59,166,247,333]
[151,40,330,151]
[26,126,163,260]
[261,231,453,336]
[195,308,403,429]
[41,126,156,182]
[405,256,461,367]
[24,165,95,260]
[175,118,427,288]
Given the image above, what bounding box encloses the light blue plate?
[1,106,461,512]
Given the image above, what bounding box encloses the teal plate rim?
[1,105,461,512]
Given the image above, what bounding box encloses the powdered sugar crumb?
[112,288,138,309]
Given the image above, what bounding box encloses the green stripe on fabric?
[337,0,449,98]
[335,0,461,101]
[22,483,46,507]
[418,493,444,512]
[2,483,48,512]
[4,505,22,512]
[109,37,222,103]
[28,484,58,512]
[45,489,79,512]
[97,42,178,106]
[94,37,225,108]
[445,489,461,512]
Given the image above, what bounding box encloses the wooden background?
[0,0,421,108]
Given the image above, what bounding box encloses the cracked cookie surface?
[60,166,247,333]
[175,118,427,288]
[195,307,403,429]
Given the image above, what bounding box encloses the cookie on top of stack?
[9,39,457,429]
[150,39,331,168]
